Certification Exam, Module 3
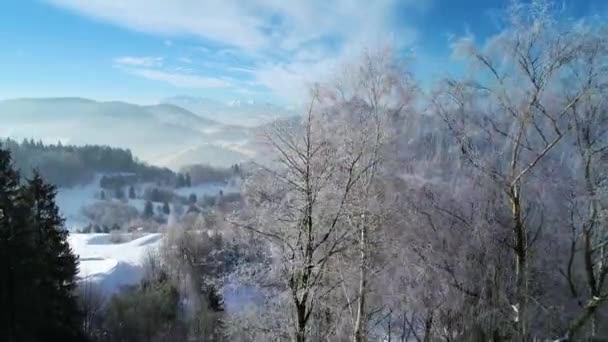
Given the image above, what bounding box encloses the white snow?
[69,233,162,294]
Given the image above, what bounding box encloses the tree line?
[1,138,175,187]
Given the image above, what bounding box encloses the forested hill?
[1,138,176,187]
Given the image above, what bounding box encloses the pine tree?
[26,171,83,341]
[0,146,25,342]
[143,200,154,219]
[0,147,84,341]
[162,201,170,215]
[128,185,136,199]
[185,173,192,187]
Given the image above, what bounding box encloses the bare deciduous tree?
[242,91,371,342]
[433,0,602,338]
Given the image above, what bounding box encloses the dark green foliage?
[80,224,93,234]
[99,190,105,200]
[98,266,227,342]
[103,277,183,342]
[0,146,85,341]
[189,193,198,204]
[128,185,136,199]
[100,174,137,190]
[181,164,233,185]
[162,201,170,215]
[2,138,176,187]
[175,172,193,188]
[143,200,154,219]
[176,173,187,188]
[231,163,240,176]
[143,187,175,203]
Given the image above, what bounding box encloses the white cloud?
[113,56,163,67]
[50,0,427,101]
[128,69,232,88]
[178,57,192,64]
[164,39,173,47]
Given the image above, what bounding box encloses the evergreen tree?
[128,185,136,199]
[162,201,171,215]
[143,200,154,219]
[185,173,191,187]
[0,146,25,342]
[100,190,106,200]
[115,187,125,200]
[25,172,83,341]
[176,174,186,188]
[0,147,84,341]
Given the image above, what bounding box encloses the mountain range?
[162,95,293,127]
[0,97,278,169]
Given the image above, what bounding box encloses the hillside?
[0,98,252,168]
[162,95,293,127]
[1,138,176,187]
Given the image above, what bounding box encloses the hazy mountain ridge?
[0,97,256,168]
[162,95,293,127]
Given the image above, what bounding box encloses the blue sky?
[0,0,605,105]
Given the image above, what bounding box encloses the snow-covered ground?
[69,233,162,294]
[57,175,241,232]
[60,175,243,295]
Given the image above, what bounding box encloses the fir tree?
[25,171,83,341]
[162,201,171,215]
[143,200,154,219]
[0,146,24,342]
[0,147,85,341]
[128,185,136,199]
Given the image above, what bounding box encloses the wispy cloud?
[129,69,232,88]
[49,0,428,101]
[113,56,163,67]
[113,56,231,89]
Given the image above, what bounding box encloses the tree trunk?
[423,311,433,342]
[353,221,368,342]
[294,300,307,342]
[509,184,528,340]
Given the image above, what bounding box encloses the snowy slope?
[69,233,162,294]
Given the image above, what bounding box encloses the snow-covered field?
[60,175,243,294]
[57,175,240,232]
[69,233,162,294]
